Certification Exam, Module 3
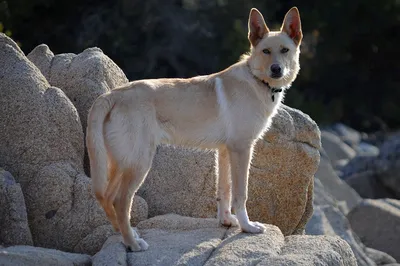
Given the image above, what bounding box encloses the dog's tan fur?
[86,7,303,251]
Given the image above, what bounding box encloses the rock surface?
[0,33,147,254]
[346,170,394,199]
[348,199,400,261]
[327,123,363,148]
[341,135,400,199]
[248,105,320,235]
[321,130,356,164]
[306,205,396,266]
[139,105,320,236]
[310,153,398,266]
[28,44,129,174]
[0,168,33,246]
[139,146,217,219]
[313,178,337,207]
[0,245,91,266]
[94,214,357,266]
[315,150,361,212]
[28,44,128,135]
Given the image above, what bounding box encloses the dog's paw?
[219,213,239,227]
[137,238,149,250]
[240,221,266,234]
[124,239,149,252]
[124,228,149,252]
[125,242,142,252]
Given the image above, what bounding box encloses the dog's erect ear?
[248,8,269,47]
[281,7,302,46]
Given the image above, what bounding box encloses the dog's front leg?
[228,145,266,233]
[217,147,239,227]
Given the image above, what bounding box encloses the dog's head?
[247,7,302,88]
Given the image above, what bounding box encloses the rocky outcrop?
[307,205,396,266]
[248,105,320,235]
[28,44,129,174]
[310,147,398,266]
[139,105,320,236]
[4,34,397,266]
[348,199,400,261]
[0,33,147,255]
[315,150,361,213]
[27,44,128,135]
[341,134,400,199]
[94,214,357,266]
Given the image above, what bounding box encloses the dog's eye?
[281,48,289,54]
[262,49,271,54]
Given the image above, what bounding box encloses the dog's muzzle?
[270,64,283,79]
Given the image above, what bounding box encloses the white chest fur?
[215,77,283,143]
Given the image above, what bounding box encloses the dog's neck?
[245,62,282,102]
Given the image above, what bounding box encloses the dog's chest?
[265,90,282,115]
[225,92,282,140]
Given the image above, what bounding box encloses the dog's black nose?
[270,64,282,76]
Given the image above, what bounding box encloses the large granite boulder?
[307,205,396,266]
[314,149,361,213]
[27,44,129,174]
[310,149,398,266]
[0,34,147,255]
[348,199,400,262]
[27,44,128,135]
[340,133,400,199]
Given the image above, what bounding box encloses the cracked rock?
[93,214,357,266]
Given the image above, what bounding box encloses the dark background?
[1,0,399,133]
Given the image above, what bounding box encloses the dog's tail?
[86,93,114,200]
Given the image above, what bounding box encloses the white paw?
[219,213,239,227]
[240,221,266,234]
[124,228,149,252]
[137,238,149,250]
[124,241,142,252]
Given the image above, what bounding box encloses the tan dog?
[86,7,303,251]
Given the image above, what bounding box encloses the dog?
[86,6,303,251]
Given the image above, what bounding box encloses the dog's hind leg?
[217,146,239,227]
[228,144,266,234]
[104,159,121,232]
[114,148,155,252]
[94,157,121,232]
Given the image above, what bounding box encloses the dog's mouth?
[270,73,283,79]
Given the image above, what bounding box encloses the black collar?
[247,63,283,102]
